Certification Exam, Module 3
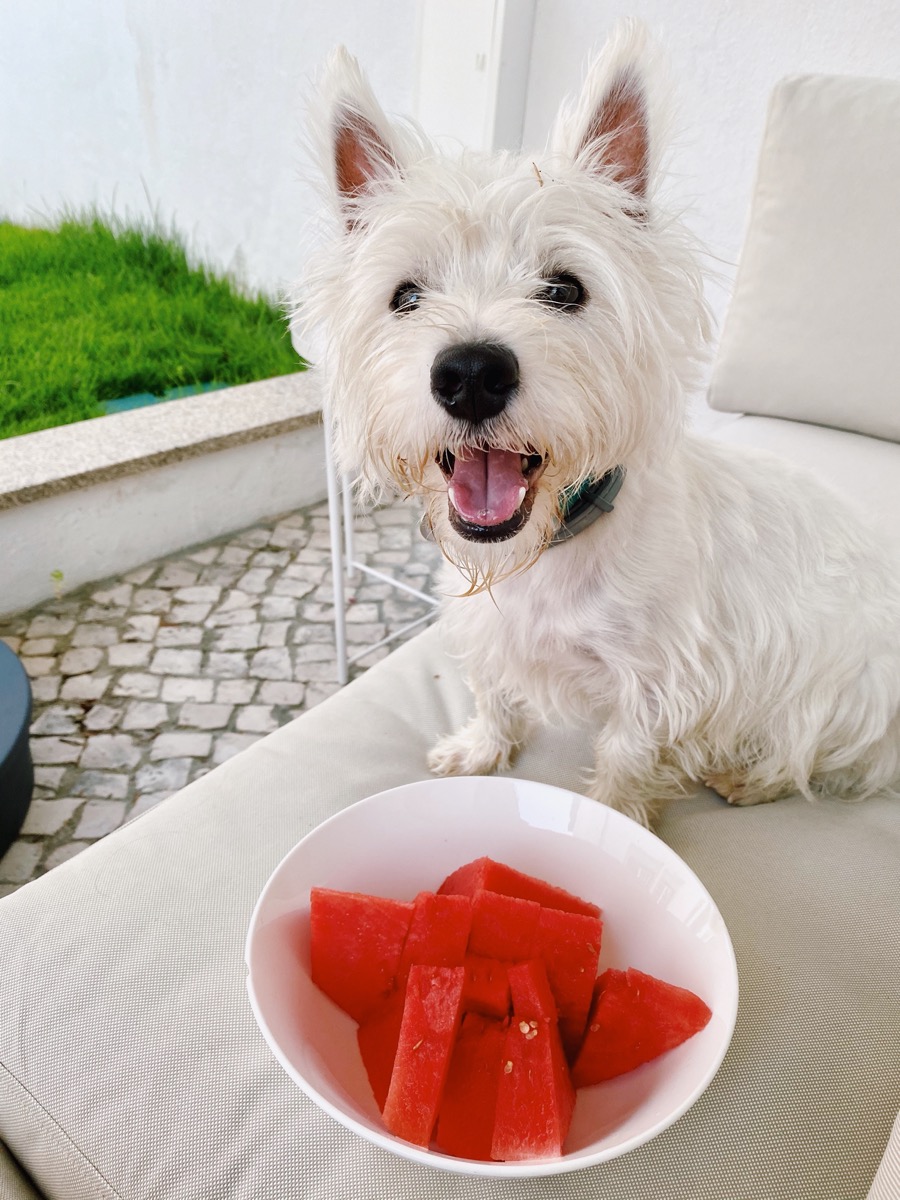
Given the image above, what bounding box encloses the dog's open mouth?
[436,448,545,542]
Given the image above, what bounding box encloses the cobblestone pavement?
[0,496,443,896]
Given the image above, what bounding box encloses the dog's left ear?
[316,47,403,230]
[552,19,661,202]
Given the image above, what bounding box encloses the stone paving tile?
[0,496,443,894]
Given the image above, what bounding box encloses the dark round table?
[0,641,34,857]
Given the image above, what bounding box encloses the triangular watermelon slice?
[435,1013,507,1160]
[356,989,406,1111]
[382,965,465,1147]
[467,890,541,960]
[461,954,510,1019]
[571,967,713,1087]
[531,906,603,1059]
[439,856,601,918]
[492,960,575,1160]
[309,887,413,1022]
[397,892,472,979]
[507,958,558,1021]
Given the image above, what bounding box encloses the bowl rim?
[245,775,739,1178]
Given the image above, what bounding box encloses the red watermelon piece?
[461,954,510,1019]
[507,958,558,1021]
[434,1013,507,1160]
[356,989,406,1111]
[309,887,413,1022]
[531,907,603,1059]
[382,965,465,1147]
[439,856,600,918]
[492,961,575,1161]
[398,892,472,979]
[467,890,541,960]
[571,967,713,1087]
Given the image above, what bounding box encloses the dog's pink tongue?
[449,449,527,526]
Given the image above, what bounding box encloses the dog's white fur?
[299,21,900,826]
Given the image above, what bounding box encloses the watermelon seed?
[504,1060,513,1074]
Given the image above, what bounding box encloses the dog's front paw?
[428,720,515,778]
[594,790,657,829]
[584,772,661,829]
[705,771,783,806]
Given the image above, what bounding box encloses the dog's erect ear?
[552,19,661,201]
[317,47,401,228]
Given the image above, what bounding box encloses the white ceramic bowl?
[245,776,738,1178]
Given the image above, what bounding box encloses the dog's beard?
[357,435,602,594]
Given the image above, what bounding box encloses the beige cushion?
[709,74,900,442]
[0,416,898,1198]
[708,414,900,551]
[0,1144,41,1199]
[0,618,898,1200]
[869,1111,900,1200]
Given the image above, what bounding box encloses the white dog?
[299,22,900,826]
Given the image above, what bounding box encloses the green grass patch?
[0,216,304,440]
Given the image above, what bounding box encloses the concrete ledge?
[0,373,327,616]
[0,372,322,510]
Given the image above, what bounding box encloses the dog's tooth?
[517,485,526,505]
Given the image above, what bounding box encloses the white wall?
[3,0,898,357]
[520,0,900,340]
[414,0,536,152]
[0,0,416,301]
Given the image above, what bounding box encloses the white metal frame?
[324,404,440,685]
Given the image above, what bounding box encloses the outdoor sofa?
[0,72,898,1200]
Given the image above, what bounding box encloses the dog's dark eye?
[534,274,586,312]
[390,282,423,314]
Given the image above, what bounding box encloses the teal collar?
[550,466,626,546]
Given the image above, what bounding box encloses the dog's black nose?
[430,342,519,424]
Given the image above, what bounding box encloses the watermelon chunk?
[357,989,406,1111]
[309,887,413,1022]
[531,907,603,1059]
[571,967,713,1087]
[308,871,715,1164]
[461,954,510,1019]
[398,892,472,978]
[492,961,575,1161]
[382,965,465,1146]
[439,856,600,918]
[467,890,541,960]
[507,958,558,1021]
[435,1013,507,1160]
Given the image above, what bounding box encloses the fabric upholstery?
[3,60,900,1199]
[868,1111,900,1200]
[0,576,898,1198]
[0,1144,42,1199]
[707,416,900,551]
[708,74,900,443]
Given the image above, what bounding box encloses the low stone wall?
[0,373,325,617]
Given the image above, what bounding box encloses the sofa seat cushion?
[709,74,900,443]
[0,613,898,1200]
[708,414,900,549]
[1,411,899,1198]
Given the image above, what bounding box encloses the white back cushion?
[709,73,900,443]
